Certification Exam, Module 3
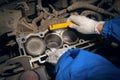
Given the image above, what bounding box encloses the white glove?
[68,15,104,34]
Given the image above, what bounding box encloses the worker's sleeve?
[102,16,120,43]
[55,48,120,80]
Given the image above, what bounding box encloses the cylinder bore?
[62,30,79,44]
[25,36,45,56]
[44,33,62,49]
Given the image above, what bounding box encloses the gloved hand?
[68,15,104,34]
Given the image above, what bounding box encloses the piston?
[25,36,46,56]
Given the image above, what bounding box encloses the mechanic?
[54,15,120,80]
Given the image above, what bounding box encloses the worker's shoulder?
[69,49,116,74]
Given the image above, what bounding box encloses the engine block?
[0,0,120,80]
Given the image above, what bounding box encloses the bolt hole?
[40,33,44,37]
[63,44,69,48]
[22,38,25,42]
[80,39,84,43]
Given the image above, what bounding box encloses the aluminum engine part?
[0,9,22,35]
[16,31,47,57]
[16,28,99,65]
[0,0,120,80]
[25,36,45,56]
[44,33,62,49]
[16,30,49,68]
[62,29,79,44]
[80,10,102,21]
[67,2,116,17]
[0,56,31,76]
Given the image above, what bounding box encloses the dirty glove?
[68,15,104,34]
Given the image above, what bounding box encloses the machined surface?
[25,36,45,56]
[44,33,62,49]
[0,0,120,80]
[62,29,79,44]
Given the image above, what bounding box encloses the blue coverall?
[55,16,120,80]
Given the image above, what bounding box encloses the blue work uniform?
[55,16,120,80]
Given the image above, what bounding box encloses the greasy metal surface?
[62,29,79,44]
[0,10,22,35]
[44,33,62,49]
[25,37,45,56]
[80,10,102,21]
[0,0,120,80]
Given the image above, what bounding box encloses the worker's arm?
[102,16,120,43]
[54,16,120,80]
[68,15,120,43]
[55,48,120,80]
